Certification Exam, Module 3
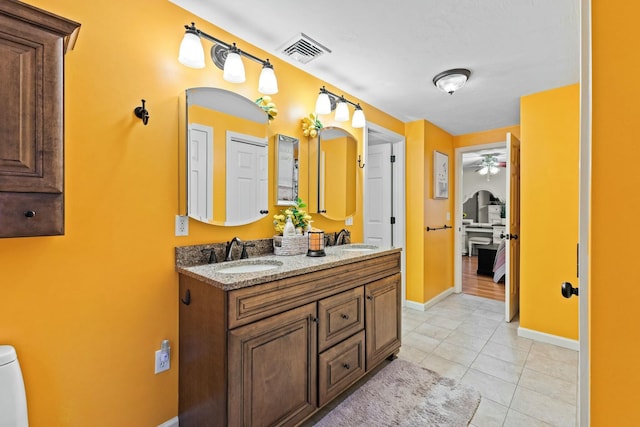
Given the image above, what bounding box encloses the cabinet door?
[365,274,401,370]
[0,1,79,237]
[228,303,317,427]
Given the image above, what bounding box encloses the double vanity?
[176,242,402,427]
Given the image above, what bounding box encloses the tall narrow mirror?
[184,87,269,226]
[308,127,357,220]
[275,134,299,206]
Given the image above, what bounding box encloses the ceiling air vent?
[278,33,331,64]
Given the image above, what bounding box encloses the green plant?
[273,198,312,234]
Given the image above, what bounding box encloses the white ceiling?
[170,0,580,136]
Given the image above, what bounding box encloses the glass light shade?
[435,74,468,94]
[477,166,488,175]
[489,165,500,175]
[315,92,331,115]
[258,66,278,94]
[223,51,246,83]
[351,108,366,128]
[178,32,205,69]
[334,101,349,122]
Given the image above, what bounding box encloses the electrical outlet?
[155,340,171,374]
[175,215,188,236]
[345,216,353,226]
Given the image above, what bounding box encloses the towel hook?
[134,99,150,125]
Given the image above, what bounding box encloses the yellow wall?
[405,120,455,304]
[520,84,579,339]
[453,125,520,148]
[0,1,403,425]
[592,1,640,422]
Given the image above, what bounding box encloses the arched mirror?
[308,127,357,220]
[184,87,269,226]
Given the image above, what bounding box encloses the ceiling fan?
[474,154,506,180]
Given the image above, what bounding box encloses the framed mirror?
[274,134,299,206]
[183,87,269,226]
[308,127,357,221]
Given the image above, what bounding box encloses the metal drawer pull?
[341,313,349,320]
[343,363,350,370]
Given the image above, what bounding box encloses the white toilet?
[0,345,29,427]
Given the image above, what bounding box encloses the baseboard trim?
[518,327,579,351]
[158,416,179,427]
[406,288,455,312]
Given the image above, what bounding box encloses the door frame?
[578,0,591,424]
[453,141,507,295]
[363,122,407,305]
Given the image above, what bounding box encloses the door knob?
[511,234,519,240]
[500,233,519,240]
[561,282,579,298]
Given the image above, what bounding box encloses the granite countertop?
[176,244,401,291]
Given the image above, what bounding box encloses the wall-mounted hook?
[134,99,150,125]
[357,155,365,169]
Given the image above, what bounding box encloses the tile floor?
[399,293,578,427]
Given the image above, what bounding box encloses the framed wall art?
[433,150,449,199]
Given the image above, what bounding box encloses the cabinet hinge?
[390,155,396,163]
[390,217,396,225]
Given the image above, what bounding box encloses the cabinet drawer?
[318,287,364,352]
[318,330,365,407]
[0,192,63,237]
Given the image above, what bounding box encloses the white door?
[365,144,392,247]
[504,133,521,321]
[226,132,268,226]
[187,123,213,222]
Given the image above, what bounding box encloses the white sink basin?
[215,261,283,274]
[340,244,379,252]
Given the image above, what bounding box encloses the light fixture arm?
[318,86,361,109]
[185,23,271,67]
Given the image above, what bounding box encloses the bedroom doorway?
[454,141,514,311]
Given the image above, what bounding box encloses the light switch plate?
[345,216,353,226]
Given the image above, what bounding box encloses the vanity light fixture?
[433,68,471,94]
[178,22,279,95]
[314,86,366,128]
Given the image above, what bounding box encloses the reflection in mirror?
[308,127,357,221]
[275,134,299,206]
[185,87,269,226]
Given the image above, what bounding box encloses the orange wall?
[520,84,579,339]
[453,125,520,148]
[592,1,640,422]
[0,1,402,425]
[405,120,455,303]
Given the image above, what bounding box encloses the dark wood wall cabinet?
[0,0,80,238]
[179,252,402,427]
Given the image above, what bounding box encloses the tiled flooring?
[399,293,578,427]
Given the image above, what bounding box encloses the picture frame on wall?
[433,150,449,199]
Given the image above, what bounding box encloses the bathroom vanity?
[176,245,401,427]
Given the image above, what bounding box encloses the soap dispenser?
[283,216,296,237]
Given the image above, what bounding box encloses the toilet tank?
[0,346,29,427]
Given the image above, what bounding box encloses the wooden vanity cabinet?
[178,252,401,427]
[0,1,80,238]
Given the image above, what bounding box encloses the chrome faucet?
[225,237,243,261]
[335,229,350,246]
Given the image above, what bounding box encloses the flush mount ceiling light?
[315,86,366,128]
[178,22,278,95]
[433,68,471,94]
